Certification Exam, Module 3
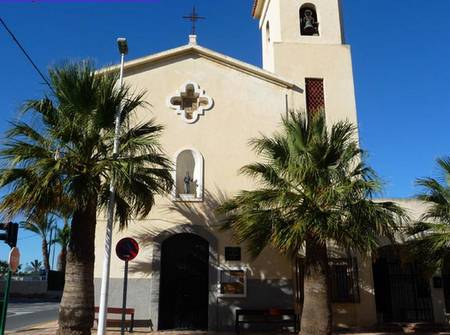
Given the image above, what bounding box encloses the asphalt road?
[5,301,59,331]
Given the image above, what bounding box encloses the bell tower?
[253,0,345,71]
[252,0,360,133]
[252,2,375,327]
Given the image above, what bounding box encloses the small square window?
[225,247,241,261]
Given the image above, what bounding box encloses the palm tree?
[217,112,405,335]
[52,223,71,274]
[21,214,55,272]
[407,157,450,273]
[28,259,43,274]
[0,62,173,335]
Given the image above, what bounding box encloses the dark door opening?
[372,246,433,323]
[158,233,209,330]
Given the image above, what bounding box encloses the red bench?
[94,306,135,332]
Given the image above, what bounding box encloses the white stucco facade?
[93,1,447,331]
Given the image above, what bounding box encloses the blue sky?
[1,0,449,266]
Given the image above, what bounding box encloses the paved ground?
[6,321,450,335]
[5,302,59,331]
[5,322,233,335]
[8,322,449,335]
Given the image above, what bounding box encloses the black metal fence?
[372,247,433,323]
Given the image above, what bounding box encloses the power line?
[18,235,38,241]
[0,16,53,90]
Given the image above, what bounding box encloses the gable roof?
[252,0,265,19]
[102,42,297,89]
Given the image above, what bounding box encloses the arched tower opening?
[300,3,319,36]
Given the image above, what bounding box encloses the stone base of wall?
[94,277,294,331]
[0,280,57,299]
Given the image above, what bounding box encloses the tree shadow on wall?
[163,188,228,228]
[128,188,228,276]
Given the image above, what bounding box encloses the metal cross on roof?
[183,6,205,35]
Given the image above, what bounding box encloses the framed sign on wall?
[224,247,241,262]
[218,268,247,298]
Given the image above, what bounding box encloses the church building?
[94,0,449,331]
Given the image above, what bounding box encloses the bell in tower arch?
[303,10,315,34]
[300,7,319,36]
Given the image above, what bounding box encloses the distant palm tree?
[52,223,71,274]
[21,214,55,272]
[0,261,9,275]
[407,157,450,272]
[0,62,173,335]
[28,259,43,273]
[2,261,22,275]
[217,112,406,335]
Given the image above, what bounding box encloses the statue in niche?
[302,9,318,36]
[183,171,194,194]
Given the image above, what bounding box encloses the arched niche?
[173,148,204,201]
[300,3,319,36]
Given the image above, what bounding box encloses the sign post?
[0,247,20,335]
[115,238,139,335]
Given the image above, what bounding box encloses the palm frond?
[0,60,172,233]
[407,156,450,272]
[217,111,404,260]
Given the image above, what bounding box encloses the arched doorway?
[158,233,209,330]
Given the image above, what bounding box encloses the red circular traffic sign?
[115,238,139,262]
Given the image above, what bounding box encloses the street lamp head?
[117,37,128,55]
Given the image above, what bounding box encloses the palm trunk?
[300,237,332,335]
[42,239,50,272]
[58,248,67,274]
[292,259,303,317]
[57,199,97,335]
[59,218,69,274]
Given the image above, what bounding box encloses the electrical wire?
[0,16,53,91]
[18,235,39,242]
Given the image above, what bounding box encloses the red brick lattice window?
[305,78,325,118]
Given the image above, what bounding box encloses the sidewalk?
[5,321,231,335]
[6,321,150,335]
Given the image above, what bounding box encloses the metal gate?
[158,233,209,330]
[373,247,433,322]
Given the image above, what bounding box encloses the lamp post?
[97,37,128,335]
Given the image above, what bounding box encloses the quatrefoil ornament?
[167,81,213,123]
